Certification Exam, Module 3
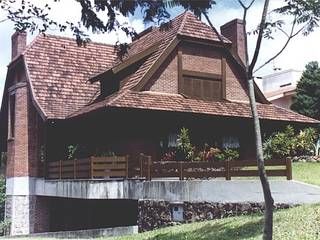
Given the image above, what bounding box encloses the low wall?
[138,200,295,232]
[5,226,138,239]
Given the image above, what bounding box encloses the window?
[183,75,222,101]
[9,94,16,138]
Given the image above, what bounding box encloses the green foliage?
[195,144,222,162]
[295,127,318,155]
[263,126,296,160]
[0,219,10,236]
[176,127,194,161]
[215,148,240,161]
[67,144,78,160]
[0,176,5,222]
[291,61,320,120]
[95,150,115,157]
[263,126,318,160]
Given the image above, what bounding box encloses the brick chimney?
[220,19,247,65]
[11,31,27,60]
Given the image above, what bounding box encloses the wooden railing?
[47,156,129,179]
[139,154,292,181]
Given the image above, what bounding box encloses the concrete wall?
[33,178,320,204]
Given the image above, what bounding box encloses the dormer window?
[183,72,222,101]
[178,49,226,101]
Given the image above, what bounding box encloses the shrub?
[176,127,194,161]
[67,144,78,160]
[196,144,222,161]
[161,151,176,161]
[294,127,317,155]
[0,220,11,236]
[263,126,296,160]
[95,150,115,157]
[263,125,318,160]
[215,148,240,161]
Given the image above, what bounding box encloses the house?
[0,12,318,236]
[257,69,303,109]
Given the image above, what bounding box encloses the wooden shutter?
[184,77,193,96]
[183,75,222,101]
[202,80,213,100]
[212,81,222,100]
[193,79,202,98]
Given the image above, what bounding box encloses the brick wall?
[147,50,178,93]
[181,42,222,74]
[225,58,249,102]
[145,41,249,102]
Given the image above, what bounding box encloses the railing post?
[74,159,76,179]
[179,162,183,180]
[286,158,292,180]
[126,155,129,179]
[225,160,231,180]
[139,154,144,178]
[90,157,94,179]
[59,160,62,180]
[147,156,152,181]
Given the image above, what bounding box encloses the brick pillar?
[5,76,48,235]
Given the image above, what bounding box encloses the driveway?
[191,180,320,204]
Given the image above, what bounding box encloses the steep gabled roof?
[23,34,117,119]
[5,11,317,125]
[16,11,230,120]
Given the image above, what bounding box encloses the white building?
[257,69,303,109]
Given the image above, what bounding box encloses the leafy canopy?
[291,61,320,120]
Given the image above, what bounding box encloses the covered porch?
[42,107,304,181]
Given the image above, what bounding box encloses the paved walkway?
[199,180,320,204]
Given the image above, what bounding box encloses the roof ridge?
[42,33,115,47]
[177,11,190,34]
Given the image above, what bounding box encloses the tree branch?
[202,10,228,49]
[248,0,270,78]
[254,18,306,73]
[0,18,8,24]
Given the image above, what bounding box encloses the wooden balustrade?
[139,155,292,181]
[47,156,129,179]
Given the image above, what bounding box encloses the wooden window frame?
[178,49,227,101]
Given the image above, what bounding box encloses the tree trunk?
[248,78,274,240]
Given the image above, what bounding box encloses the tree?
[291,61,320,120]
[1,0,320,239]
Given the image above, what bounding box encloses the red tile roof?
[17,11,318,124]
[23,34,117,119]
[69,90,318,123]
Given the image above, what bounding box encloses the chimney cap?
[220,19,244,30]
[11,30,27,39]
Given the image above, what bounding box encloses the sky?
[0,0,320,104]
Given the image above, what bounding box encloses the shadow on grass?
[149,218,264,240]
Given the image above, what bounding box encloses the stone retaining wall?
[138,200,296,232]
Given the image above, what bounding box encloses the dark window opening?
[280,83,292,88]
[9,94,15,138]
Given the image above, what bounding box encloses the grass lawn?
[234,162,320,186]
[14,204,320,240]
[292,162,320,186]
[107,204,320,240]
